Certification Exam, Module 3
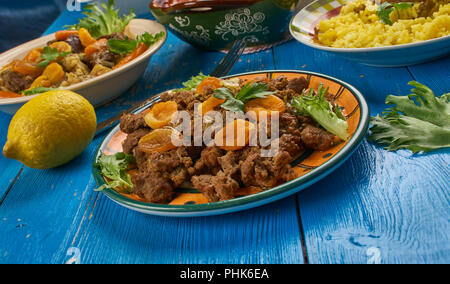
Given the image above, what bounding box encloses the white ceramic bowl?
[0,19,167,115]
[290,0,450,67]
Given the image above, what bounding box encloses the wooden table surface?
[0,8,448,264]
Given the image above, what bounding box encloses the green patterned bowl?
[150,0,311,52]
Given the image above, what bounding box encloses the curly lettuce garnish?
[291,83,349,140]
[66,0,135,39]
[369,81,450,153]
[175,73,209,92]
[94,152,135,192]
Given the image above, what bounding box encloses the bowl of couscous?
[290,0,450,66]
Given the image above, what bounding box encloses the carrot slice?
[245,95,286,120]
[196,77,222,95]
[49,41,73,53]
[138,128,181,154]
[84,38,108,58]
[42,63,65,84]
[113,43,148,70]
[55,30,78,41]
[23,48,43,64]
[78,28,97,47]
[11,60,42,76]
[0,91,22,98]
[144,101,178,129]
[214,119,255,151]
[29,75,52,89]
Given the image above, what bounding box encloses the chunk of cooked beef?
[213,171,240,200]
[99,32,126,41]
[133,147,149,171]
[122,128,151,155]
[268,75,289,91]
[287,77,309,94]
[120,110,150,134]
[217,150,241,177]
[87,49,119,69]
[240,148,297,189]
[188,146,224,176]
[191,171,239,202]
[190,149,241,202]
[279,134,303,158]
[274,89,295,102]
[147,147,193,188]
[280,112,301,136]
[132,147,193,203]
[191,175,217,201]
[65,35,84,53]
[160,90,199,114]
[0,69,34,93]
[297,114,318,126]
[132,171,174,204]
[300,124,336,150]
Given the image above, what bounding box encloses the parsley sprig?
[107,31,165,55]
[37,47,71,68]
[377,2,413,25]
[213,82,275,113]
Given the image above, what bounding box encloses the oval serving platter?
[93,70,370,217]
[290,0,450,67]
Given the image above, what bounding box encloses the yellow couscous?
[317,0,450,48]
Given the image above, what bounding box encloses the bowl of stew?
[0,2,167,115]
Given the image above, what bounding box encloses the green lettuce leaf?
[291,83,349,140]
[66,0,135,39]
[175,73,209,92]
[107,38,138,55]
[369,81,450,153]
[94,152,135,192]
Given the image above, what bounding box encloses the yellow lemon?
[3,90,97,169]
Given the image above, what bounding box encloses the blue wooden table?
[0,7,449,264]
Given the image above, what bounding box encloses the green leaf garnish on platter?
[175,73,209,92]
[138,31,165,47]
[291,83,349,141]
[107,32,165,55]
[107,38,138,55]
[369,81,450,153]
[213,82,275,113]
[22,87,58,96]
[65,0,135,39]
[94,152,136,193]
[37,47,71,68]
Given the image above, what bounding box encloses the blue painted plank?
[0,112,23,201]
[0,10,305,264]
[273,40,450,264]
[407,56,450,96]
